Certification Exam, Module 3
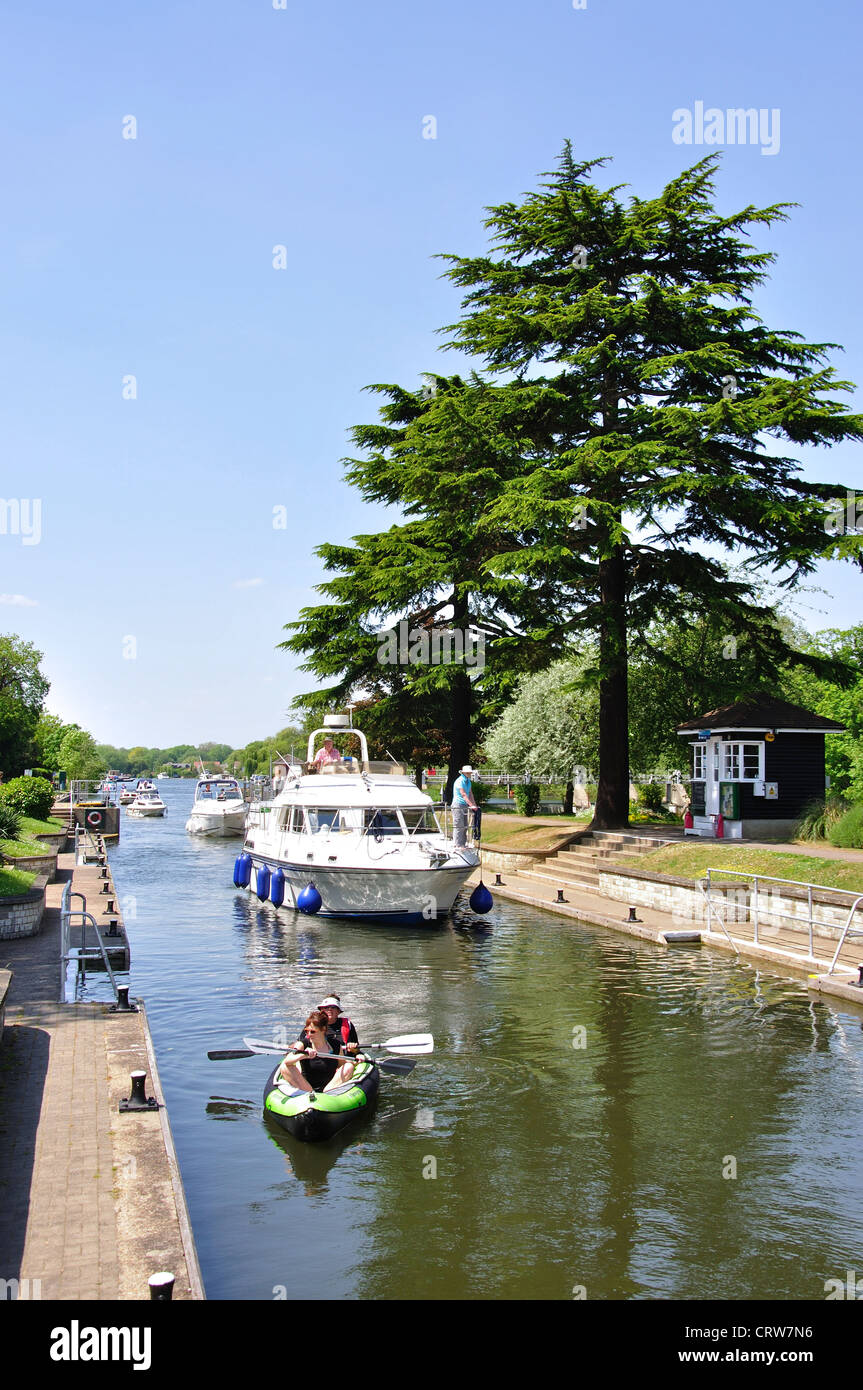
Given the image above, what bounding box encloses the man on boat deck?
[313,737,342,766]
[452,765,478,848]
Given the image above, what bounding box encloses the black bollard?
[494,873,503,886]
[857,963,863,987]
[107,918,119,937]
[627,906,642,923]
[556,888,568,904]
[120,1070,159,1112]
[149,1272,174,1301]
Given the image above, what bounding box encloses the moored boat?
[235,716,483,923]
[262,1057,380,1142]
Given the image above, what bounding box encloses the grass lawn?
[0,865,37,896]
[631,844,863,894]
[20,815,66,835]
[1,834,50,859]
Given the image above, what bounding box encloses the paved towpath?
[0,852,203,1300]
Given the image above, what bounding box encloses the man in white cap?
[297,994,359,1054]
[452,764,478,847]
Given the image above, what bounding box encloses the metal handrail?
[704,868,863,967]
[60,881,119,1003]
[828,896,863,975]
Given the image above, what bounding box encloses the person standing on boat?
[452,765,478,848]
[279,1010,355,1093]
[313,737,342,767]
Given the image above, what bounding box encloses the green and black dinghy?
[263,1058,380,1142]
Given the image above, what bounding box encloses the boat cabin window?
[401,807,441,834]
[364,809,403,836]
[303,808,345,834]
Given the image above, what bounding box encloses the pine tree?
[441,145,863,827]
[281,374,570,792]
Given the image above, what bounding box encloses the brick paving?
[0,852,202,1300]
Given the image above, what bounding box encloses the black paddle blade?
[378,1056,417,1075]
[207,1048,256,1060]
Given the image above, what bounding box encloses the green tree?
[282,374,569,793]
[58,727,105,781]
[441,145,863,827]
[0,634,50,778]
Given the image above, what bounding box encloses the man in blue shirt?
[452,764,478,847]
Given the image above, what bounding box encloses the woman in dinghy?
[278,1010,357,1094]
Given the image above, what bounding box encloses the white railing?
[60,880,119,1003]
[703,869,863,971]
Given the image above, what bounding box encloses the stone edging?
[0,871,49,940]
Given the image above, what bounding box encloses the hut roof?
[677,694,845,735]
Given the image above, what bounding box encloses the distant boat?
[127,787,167,817]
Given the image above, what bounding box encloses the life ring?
[86,809,105,828]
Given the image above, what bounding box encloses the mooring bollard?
[120,1070,159,1113]
[149,1271,174,1301]
[107,918,119,937]
[627,906,642,923]
[556,888,568,904]
[857,963,863,987]
[494,873,503,886]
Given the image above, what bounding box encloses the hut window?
[721,742,762,781]
[691,744,707,780]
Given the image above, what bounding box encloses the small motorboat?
[185,772,246,837]
[262,1057,380,1142]
[126,787,167,817]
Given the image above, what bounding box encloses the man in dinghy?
[317,994,360,1055]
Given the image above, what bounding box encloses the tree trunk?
[590,547,630,830]
[563,780,574,815]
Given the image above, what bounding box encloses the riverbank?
[476,825,863,1009]
[0,847,204,1300]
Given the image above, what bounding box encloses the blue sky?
[2,0,861,747]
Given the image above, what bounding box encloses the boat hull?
[244,855,476,922]
[185,808,246,836]
[263,1059,380,1142]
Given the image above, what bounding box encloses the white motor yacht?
[234,718,481,923]
[126,785,167,817]
[185,773,246,836]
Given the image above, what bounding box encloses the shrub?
[795,795,849,842]
[637,782,665,812]
[514,784,541,817]
[0,802,23,842]
[828,804,863,850]
[0,776,55,822]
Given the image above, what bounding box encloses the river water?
[97,780,863,1301]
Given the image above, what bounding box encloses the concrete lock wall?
[597,866,856,944]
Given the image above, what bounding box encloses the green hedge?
[0,776,55,822]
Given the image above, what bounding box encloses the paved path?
[0,853,202,1300]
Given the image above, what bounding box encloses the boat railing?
[704,868,863,971]
[60,880,119,1004]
